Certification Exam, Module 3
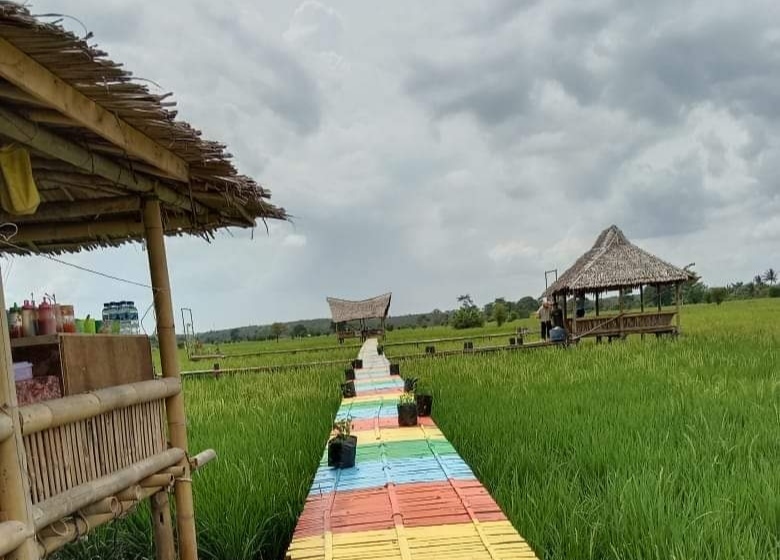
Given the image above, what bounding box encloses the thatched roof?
[0,3,286,254]
[544,225,692,296]
[327,293,392,323]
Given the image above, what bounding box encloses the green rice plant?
[402,299,780,560]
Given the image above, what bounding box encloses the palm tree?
[763,268,778,285]
[754,274,764,286]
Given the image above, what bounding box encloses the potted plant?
[425,345,435,355]
[345,367,355,381]
[328,416,357,469]
[415,380,432,417]
[403,377,418,393]
[341,380,356,398]
[352,358,363,369]
[377,345,384,355]
[390,363,400,376]
[463,341,474,351]
[397,391,418,426]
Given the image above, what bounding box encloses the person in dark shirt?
[551,300,564,329]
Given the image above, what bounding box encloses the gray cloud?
[6,0,779,329]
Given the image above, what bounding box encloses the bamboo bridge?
[286,339,538,560]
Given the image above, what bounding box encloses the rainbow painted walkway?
[286,339,538,560]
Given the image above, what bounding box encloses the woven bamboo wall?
[23,400,167,503]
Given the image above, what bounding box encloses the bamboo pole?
[0,273,39,560]
[0,521,33,557]
[151,491,176,560]
[143,198,198,560]
[618,289,624,338]
[19,378,180,435]
[32,447,184,529]
[657,284,662,312]
[675,282,682,333]
[0,412,12,442]
[37,484,163,556]
[0,106,206,216]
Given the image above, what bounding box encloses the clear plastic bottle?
[116,301,127,334]
[128,301,140,334]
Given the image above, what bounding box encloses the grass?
[399,299,780,560]
[55,299,779,560]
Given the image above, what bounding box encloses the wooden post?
[618,289,624,338]
[640,285,645,340]
[595,293,600,316]
[675,282,682,333]
[0,273,39,560]
[143,199,197,560]
[151,491,175,560]
[657,284,662,312]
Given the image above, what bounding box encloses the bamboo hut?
[543,225,693,340]
[0,4,286,559]
[326,293,391,342]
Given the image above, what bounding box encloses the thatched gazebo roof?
[544,225,692,297]
[0,2,286,255]
[327,293,392,324]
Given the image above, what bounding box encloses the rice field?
[55,299,779,560]
[400,299,780,560]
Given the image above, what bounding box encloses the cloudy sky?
[4,0,779,331]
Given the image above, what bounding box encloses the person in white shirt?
[536,299,552,340]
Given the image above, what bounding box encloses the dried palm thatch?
[327,293,392,324]
[0,2,287,254]
[544,225,692,297]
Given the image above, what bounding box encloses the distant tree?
[451,295,484,329]
[710,287,728,305]
[754,275,764,286]
[516,296,538,319]
[270,322,286,342]
[291,324,308,338]
[508,311,519,322]
[493,302,508,326]
[763,268,777,285]
[229,328,240,342]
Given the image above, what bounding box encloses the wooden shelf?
[11,334,154,396]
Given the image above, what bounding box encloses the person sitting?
[576,293,586,318]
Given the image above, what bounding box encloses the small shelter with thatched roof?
[327,292,391,342]
[0,4,286,559]
[544,225,693,340]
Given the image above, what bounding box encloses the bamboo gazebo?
[0,5,286,559]
[326,293,391,343]
[543,225,693,340]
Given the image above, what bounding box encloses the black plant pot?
[403,377,418,392]
[509,337,517,346]
[345,368,355,381]
[397,403,418,427]
[425,345,436,354]
[416,394,432,417]
[377,345,384,355]
[341,381,356,398]
[463,341,474,351]
[390,363,400,376]
[327,435,357,469]
[352,359,363,369]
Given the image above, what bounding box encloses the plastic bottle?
[61,305,76,333]
[8,303,23,338]
[37,298,57,336]
[116,301,127,334]
[21,300,36,337]
[102,302,111,328]
[111,302,120,334]
[128,301,140,334]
